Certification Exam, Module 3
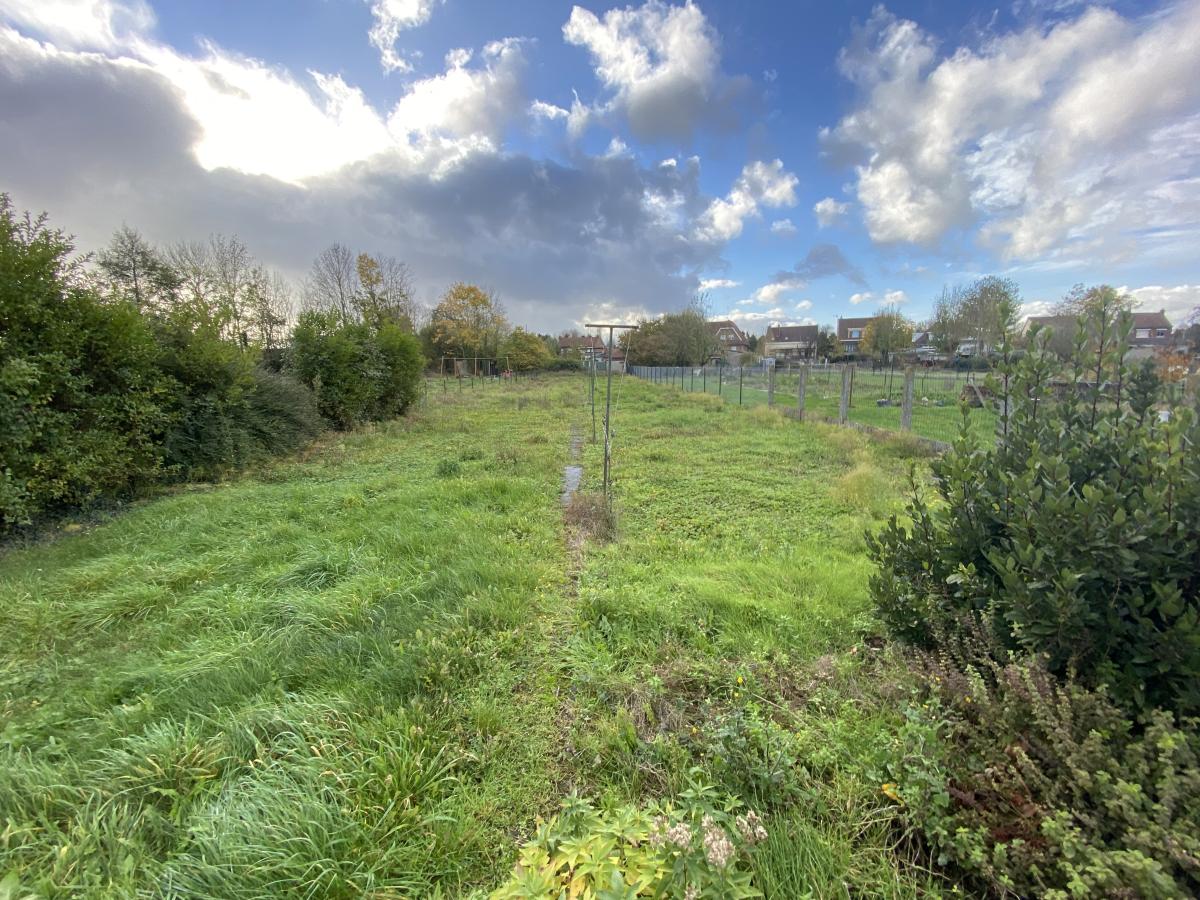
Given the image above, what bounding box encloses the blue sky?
[1,0,1197,333]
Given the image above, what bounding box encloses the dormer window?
[1135,328,1151,339]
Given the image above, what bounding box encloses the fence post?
[797,365,807,422]
[901,366,915,431]
[767,365,775,407]
[718,365,724,398]
[839,365,851,424]
[702,366,707,394]
[738,367,743,405]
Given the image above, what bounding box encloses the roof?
[765,324,818,343]
[1027,310,1172,335]
[707,319,748,342]
[1132,310,1171,330]
[837,316,876,340]
[558,334,605,350]
[912,330,933,347]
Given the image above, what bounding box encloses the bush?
[868,296,1200,715]
[546,356,582,372]
[152,312,260,478]
[492,780,766,899]
[288,311,423,428]
[890,643,1200,898]
[0,198,168,529]
[237,369,323,457]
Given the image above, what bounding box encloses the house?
[557,334,606,360]
[836,316,876,355]
[762,324,819,361]
[1129,310,1172,348]
[1025,310,1173,358]
[707,320,750,353]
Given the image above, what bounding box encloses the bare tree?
[304,244,358,323]
[210,234,254,344]
[246,266,293,349]
[165,240,215,322]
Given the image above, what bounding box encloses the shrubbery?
[493,780,767,899]
[869,293,1200,895]
[0,198,424,532]
[891,638,1200,898]
[870,296,1199,714]
[288,312,423,428]
[1,200,168,528]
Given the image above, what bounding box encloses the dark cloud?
[772,244,866,287]
[0,37,722,332]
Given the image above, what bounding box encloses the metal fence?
[629,362,996,445]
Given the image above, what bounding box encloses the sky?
[1,0,1198,335]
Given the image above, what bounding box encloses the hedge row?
[0,199,423,532]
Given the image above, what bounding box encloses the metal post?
[718,365,724,399]
[767,365,775,407]
[702,365,707,394]
[839,365,851,424]
[901,366,915,432]
[738,367,743,406]
[797,365,807,422]
[586,323,636,498]
[590,357,596,443]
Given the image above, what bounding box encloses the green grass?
[0,375,945,897]
[640,366,996,444]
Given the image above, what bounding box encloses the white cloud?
[823,3,1200,264]
[0,0,153,49]
[849,291,873,305]
[699,278,739,290]
[562,0,748,141]
[793,299,813,311]
[748,278,804,306]
[529,99,568,121]
[813,196,849,228]
[769,218,796,235]
[367,0,442,73]
[883,289,908,305]
[1122,284,1200,327]
[0,8,532,185]
[695,159,798,242]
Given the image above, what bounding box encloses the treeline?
[0,197,423,533]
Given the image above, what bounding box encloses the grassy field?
[0,375,944,897]
[637,366,996,444]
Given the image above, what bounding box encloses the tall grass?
[0,375,941,896]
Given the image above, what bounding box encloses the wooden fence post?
[797,365,807,422]
[767,365,775,407]
[839,365,851,424]
[901,366,915,431]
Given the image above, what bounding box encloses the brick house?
[836,316,876,355]
[707,320,750,354]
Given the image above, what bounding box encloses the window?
[1156,328,1168,337]
[1135,328,1151,339]
[849,328,861,339]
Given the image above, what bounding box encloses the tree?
[621,296,719,366]
[245,266,292,350]
[304,244,357,324]
[860,306,913,364]
[816,326,838,359]
[931,277,1020,355]
[355,252,416,330]
[503,327,552,370]
[209,234,254,345]
[96,226,180,313]
[430,282,508,365]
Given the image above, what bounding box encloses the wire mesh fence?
[629,362,997,445]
